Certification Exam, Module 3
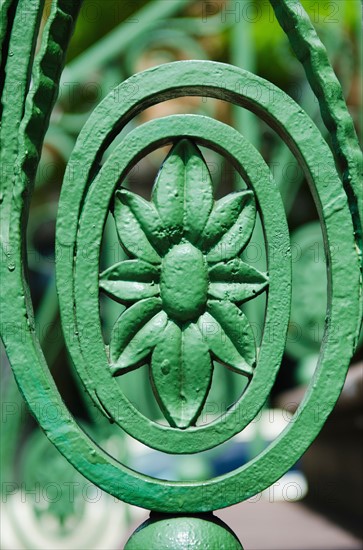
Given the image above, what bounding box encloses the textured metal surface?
[270,0,363,325]
[1,55,360,512]
[99,139,267,430]
[0,0,44,242]
[59,111,290,454]
[124,514,243,549]
[1,0,361,530]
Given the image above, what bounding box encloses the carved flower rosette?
[99,140,268,429]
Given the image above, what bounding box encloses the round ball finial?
[125,513,243,549]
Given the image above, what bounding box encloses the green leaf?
[113,190,161,264]
[204,191,256,263]
[208,258,268,303]
[152,139,213,244]
[109,298,165,374]
[151,321,213,428]
[198,300,256,377]
[99,260,160,303]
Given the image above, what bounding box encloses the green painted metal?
[124,514,243,549]
[270,0,363,325]
[0,0,44,242]
[1,1,362,547]
[99,140,266,430]
[2,55,360,511]
[288,221,363,385]
[59,110,290,454]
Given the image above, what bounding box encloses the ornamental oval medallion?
[61,110,290,455]
[1,0,360,523]
[49,60,360,510]
[99,140,268,429]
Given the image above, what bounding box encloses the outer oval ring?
[2,61,359,513]
[72,114,291,453]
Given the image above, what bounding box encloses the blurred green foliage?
[66,0,148,61]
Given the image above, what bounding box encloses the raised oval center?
[160,243,208,322]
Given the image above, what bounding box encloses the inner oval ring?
[74,114,291,454]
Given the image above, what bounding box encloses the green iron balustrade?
[1,0,362,548]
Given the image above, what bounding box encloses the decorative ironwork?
[1,0,361,547]
[54,57,361,497]
[99,139,267,429]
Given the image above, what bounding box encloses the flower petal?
[116,189,171,255]
[198,300,256,377]
[151,321,213,428]
[152,139,213,244]
[208,259,268,303]
[109,298,165,374]
[200,191,252,249]
[113,190,161,264]
[204,191,256,263]
[100,260,160,303]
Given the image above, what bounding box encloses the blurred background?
[1,1,362,548]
